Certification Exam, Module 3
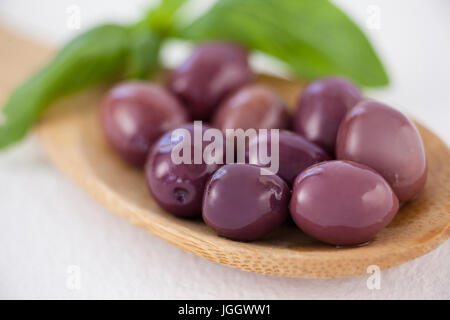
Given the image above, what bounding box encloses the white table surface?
[0,0,449,299]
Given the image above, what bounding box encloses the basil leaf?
[0,0,188,149]
[125,27,161,79]
[127,0,188,78]
[0,24,130,149]
[145,0,189,36]
[181,0,388,87]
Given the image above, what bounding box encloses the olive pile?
[100,42,426,246]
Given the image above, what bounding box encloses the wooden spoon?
[2,27,450,278]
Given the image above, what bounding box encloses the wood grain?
[2,26,450,278]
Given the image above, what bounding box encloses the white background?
[0,0,449,299]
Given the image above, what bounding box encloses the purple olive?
[202,164,290,241]
[100,81,189,166]
[145,123,223,218]
[212,84,289,132]
[247,131,330,185]
[336,100,427,202]
[290,160,399,246]
[293,77,362,155]
[168,42,252,120]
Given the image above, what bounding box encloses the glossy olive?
[168,42,252,120]
[145,124,223,218]
[100,81,189,166]
[247,131,330,185]
[202,164,290,241]
[290,160,399,246]
[336,100,427,202]
[293,77,362,155]
[212,84,289,132]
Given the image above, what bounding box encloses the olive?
[168,42,252,121]
[336,99,427,202]
[145,123,223,218]
[247,131,330,185]
[202,164,290,241]
[293,77,362,155]
[290,160,399,246]
[212,84,289,132]
[100,81,189,166]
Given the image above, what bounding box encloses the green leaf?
[0,24,130,149]
[145,0,189,36]
[0,0,189,149]
[125,26,162,79]
[180,0,389,87]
